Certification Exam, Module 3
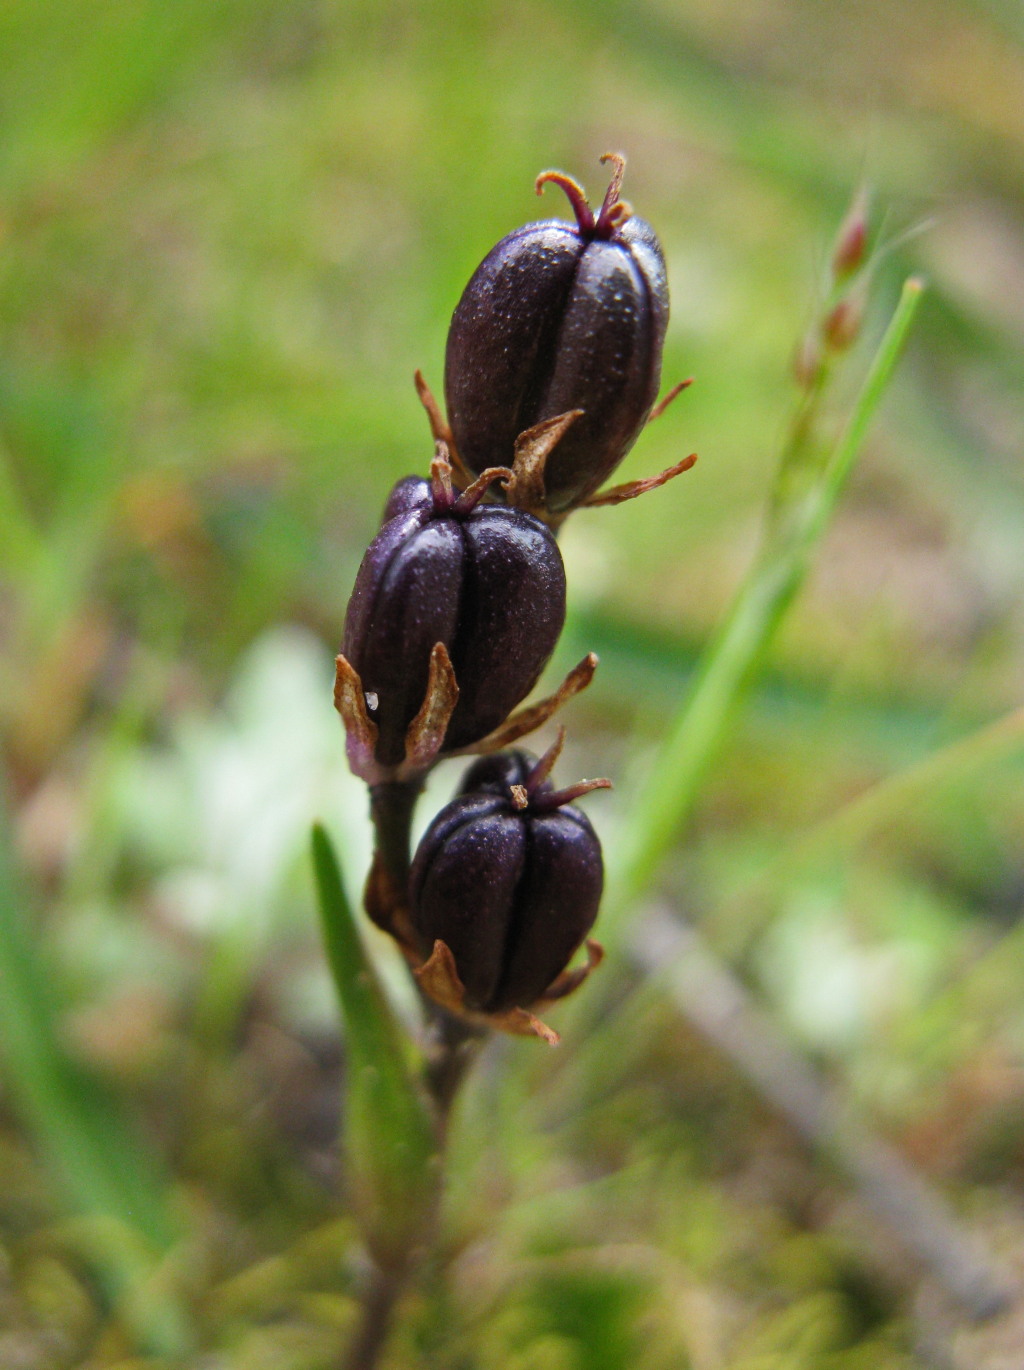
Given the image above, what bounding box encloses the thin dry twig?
[630,906,1017,1323]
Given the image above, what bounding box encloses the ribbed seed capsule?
[342,469,566,767]
[409,748,605,1014]
[444,154,669,518]
[456,749,535,797]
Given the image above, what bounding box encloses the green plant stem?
[316,775,487,1370]
[341,1017,481,1370]
[604,278,924,942]
[314,823,477,1370]
[422,1006,485,1123]
[342,1024,480,1370]
[364,782,486,1123]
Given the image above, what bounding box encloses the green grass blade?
[311,824,438,1271]
[0,435,42,574]
[605,278,925,939]
[728,699,1024,920]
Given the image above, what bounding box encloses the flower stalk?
[318,164,927,1367]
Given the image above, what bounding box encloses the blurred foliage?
[2,0,1024,1365]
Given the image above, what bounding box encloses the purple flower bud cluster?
[337,156,687,1040]
[445,159,669,518]
[343,470,566,767]
[411,749,604,1016]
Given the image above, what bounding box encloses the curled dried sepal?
[534,151,630,240]
[452,463,515,515]
[414,370,474,487]
[334,653,380,783]
[505,727,613,810]
[573,379,696,511]
[523,726,566,792]
[401,642,459,775]
[596,151,631,234]
[503,410,583,520]
[647,377,694,424]
[335,645,460,785]
[533,776,613,809]
[413,937,604,1045]
[414,369,452,444]
[583,452,697,509]
[448,652,598,756]
[429,445,513,514]
[541,938,604,1002]
[535,167,596,235]
[420,380,697,527]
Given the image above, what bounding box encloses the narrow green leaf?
[311,824,439,1270]
[727,699,1024,915]
[605,278,925,941]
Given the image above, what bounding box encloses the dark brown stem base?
[369,781,421,889]
[364,781,424,948]
[423,1002,486,1123]
[344,1262,405,1370]
[342,1021,484,1370]
[344,779,486,1369]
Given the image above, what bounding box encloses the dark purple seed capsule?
[456,749,538,798]
[342,473,566,767]
[409,758,604,1014]
[381,474,427,524]
[444,155,669,517]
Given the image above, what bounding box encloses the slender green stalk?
[311,826,438,1252]
[603,278,924,940]
[313,817,486,1369]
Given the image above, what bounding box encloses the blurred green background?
[2,0,1024,1365]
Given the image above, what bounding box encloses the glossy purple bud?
[444,156,669,517]
[381,474,427,524]
[409,757,604,1014]
[342,474,566,768]
[456,748,538,798]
